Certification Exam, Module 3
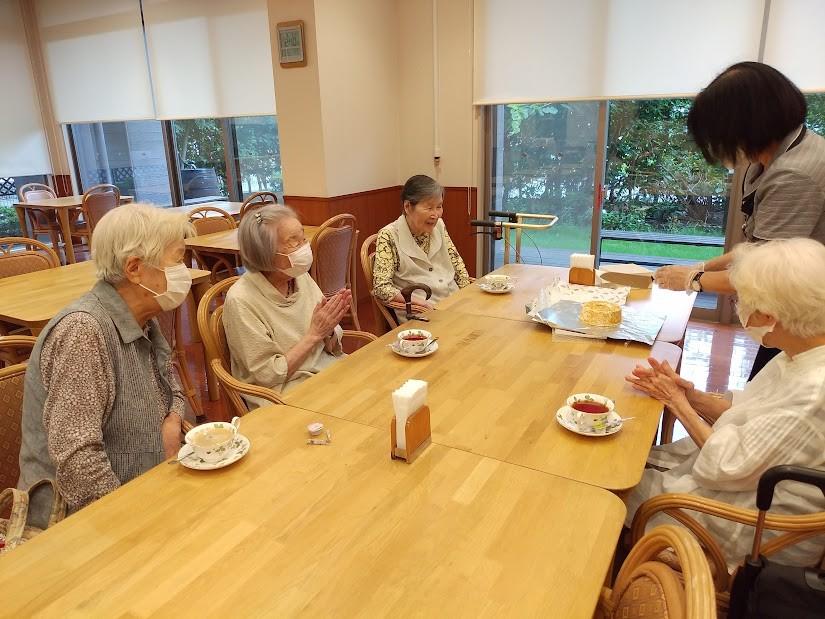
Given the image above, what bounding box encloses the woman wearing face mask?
[623,238,825,568]
[372,174,471,318]
[18,204,194,526]
[222,205,351,405]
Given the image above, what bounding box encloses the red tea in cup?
[571,401,609,414]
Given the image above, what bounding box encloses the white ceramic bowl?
[185,417,240,463]
[396,329,433,354]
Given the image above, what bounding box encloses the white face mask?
[139,263,192,312]
[737,306,775,346]
[277,243,313,278]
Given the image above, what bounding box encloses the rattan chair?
[0,335,37,368]
[239,191,278,220]
[187,205,240,282]
[630,493,825,614]
[155,309,204,421]
[360,233,399,334]
[596,525,716,619]
[0,361,26,494]
[16,183,62,254]
[310,214,360,330]
[0,237,60,336]
[72,184,121,246]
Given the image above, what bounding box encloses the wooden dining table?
[14,195,134,264]
[0,260,210,334]
[436,263,697,344]
[285,308,681,491]
[166,200,244,218]
[185,225,320,257]
[0,404,626,617]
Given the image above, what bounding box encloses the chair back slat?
[239,192,278,220]
[0,364,27,492]
[81,184,121,240]
[0,237,60,280]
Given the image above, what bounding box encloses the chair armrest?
[209,359,284,407]
[342,330,378,343]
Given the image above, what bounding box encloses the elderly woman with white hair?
[222,205,351,404]
[624,237,825,568]
[18,204,193,525]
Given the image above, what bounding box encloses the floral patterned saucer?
[176,434,251,470]
[555,407,623,437]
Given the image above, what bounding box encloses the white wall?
[315,0,400,196]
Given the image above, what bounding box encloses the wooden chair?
[239,191,278,220]
[155,309,204,421]
[0,361,26,494]
[71,184,121,247]
[596,525,716,619]
[187,206,240,282]
[209,359,283,418]
[0,238,60,336]
[16,183,63,257]
[0,335,37,368]
[631,493,825,614]
[360,234,399,335]
[310,214,360,330]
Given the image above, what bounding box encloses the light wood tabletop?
[185,225,320,255]
[0,404,625,617]
[436,263,697,344]
[0,260,210,333]
[14,195,134,264]
[285,309,682,491]
[166,201,243,218]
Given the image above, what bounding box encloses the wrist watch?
[689,271,704,292]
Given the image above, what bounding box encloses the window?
[232,115,283,198]
[171,118,229,204]
[71,120,173,205]
[489,102,599,267]
[69,115,282,206]
[806,93,825,135]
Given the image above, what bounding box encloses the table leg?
[14,206,28,238]
[56,208,77,264]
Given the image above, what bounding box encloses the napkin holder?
[569,267,596,286]
[390,405,431,463]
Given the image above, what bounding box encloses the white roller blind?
[763,0,825,92]
[143,0,276,119]
[0,0,51,176]
[35,0,155,123]
[474,0,763,104]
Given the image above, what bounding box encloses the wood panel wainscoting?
[285,185,478,305]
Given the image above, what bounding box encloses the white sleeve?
[693,412,823,491]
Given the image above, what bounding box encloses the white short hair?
[730,238,825,337]
[92,203,194,284]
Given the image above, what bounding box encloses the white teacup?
[396,329,433,354]
[484,274,512,290]
[185,417,241,463]
[566,393,614,433]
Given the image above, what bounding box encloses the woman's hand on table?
[162,413,183,458]
[625,358,691,409]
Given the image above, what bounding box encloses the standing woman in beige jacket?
[222,205,351,404]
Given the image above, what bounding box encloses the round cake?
[580,301,622,327]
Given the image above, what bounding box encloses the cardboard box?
[598,263,654,289]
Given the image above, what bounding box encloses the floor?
[184,296,759,428]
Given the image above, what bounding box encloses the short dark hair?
[401,174,442,208]
[687,62,806,165]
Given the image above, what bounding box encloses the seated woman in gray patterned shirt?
[18,204,193,526]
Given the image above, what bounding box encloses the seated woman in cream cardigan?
[222,205,351,404]
[372,175,471,316]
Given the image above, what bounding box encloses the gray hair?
[92,203,193,284]
[401,174,443,208]
[238,204,299,273]
[730,238,825,338]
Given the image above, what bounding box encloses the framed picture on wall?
[277,20,307,68]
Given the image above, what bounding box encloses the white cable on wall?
[432,0,440,167]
